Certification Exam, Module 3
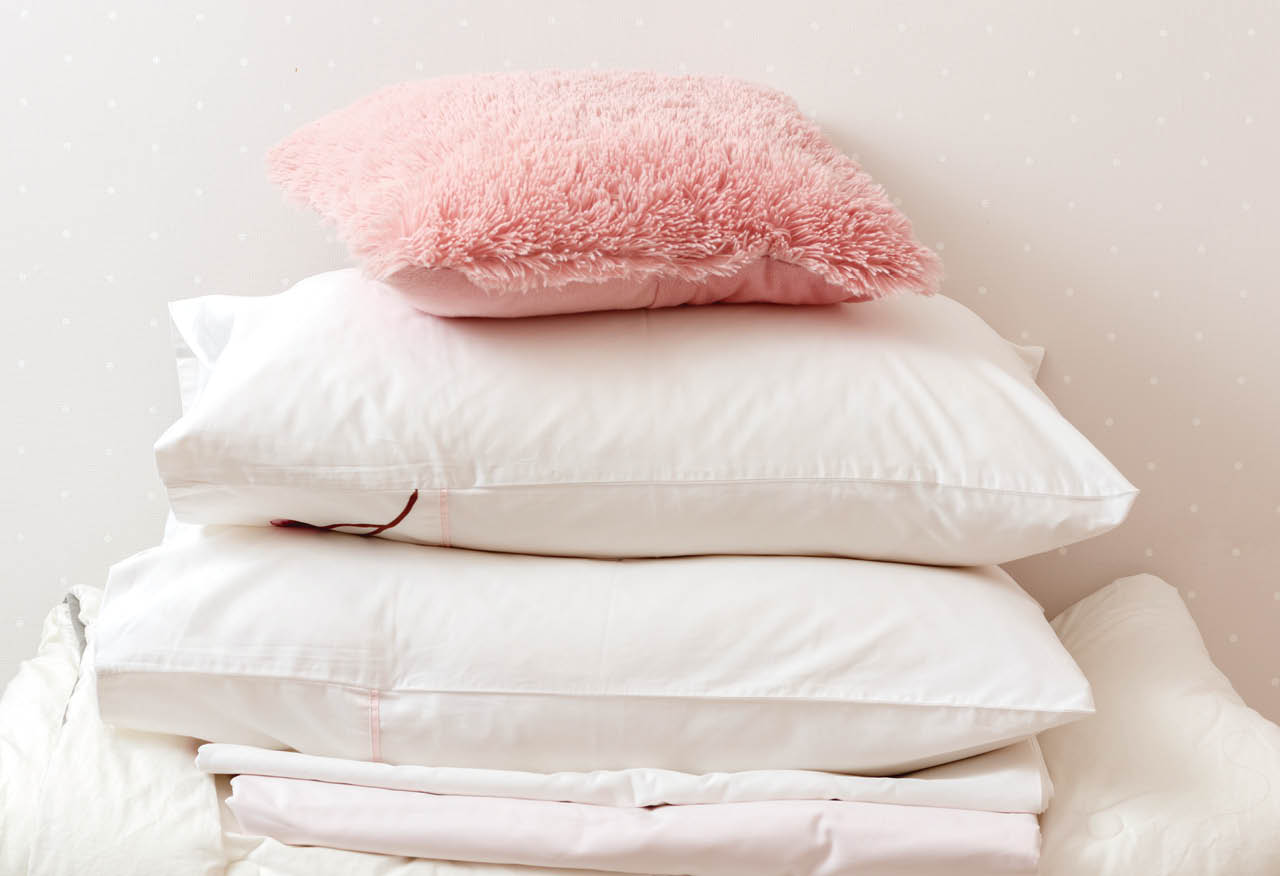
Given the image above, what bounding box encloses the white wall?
[3,0,1278,720]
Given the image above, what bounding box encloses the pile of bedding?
[17,71,1230,874]
[9,574,1279,875]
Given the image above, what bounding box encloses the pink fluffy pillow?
[269,71,941,317]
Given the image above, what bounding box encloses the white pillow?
[154,269,1135,566]
[94,526,1093,775]
[1040,575,1280,875]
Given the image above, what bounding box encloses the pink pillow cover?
[269,71,941,317]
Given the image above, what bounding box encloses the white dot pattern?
[1,2,1277,719]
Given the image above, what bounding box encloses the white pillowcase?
[154,269,1135,566]
[94,525,1093,775]
[1040,575,1280,875]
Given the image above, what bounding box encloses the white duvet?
[4,574,1279,875]
[1040,575,1280,874]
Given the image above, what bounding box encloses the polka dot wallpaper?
[3,2,1277,720]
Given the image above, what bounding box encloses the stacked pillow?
[98,528,1093,775]
[95,71,1136,876]
[154,270,1133,565]
[267,71,943,316]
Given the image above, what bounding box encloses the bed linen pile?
[11,574,1279,876]
[83,278,1121,874]
[94,518,1071,874]
[82,72,1144,874]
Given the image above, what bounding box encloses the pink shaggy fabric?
[269,71,941,315]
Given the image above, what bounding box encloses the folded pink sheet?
[228,774,1040,876]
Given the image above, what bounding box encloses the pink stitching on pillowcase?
[439,488,451,547]
[369,689,382,763]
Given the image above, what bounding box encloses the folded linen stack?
[93,72,1138,876]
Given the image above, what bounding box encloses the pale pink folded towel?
[228,775,1040,876]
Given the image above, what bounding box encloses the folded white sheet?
[226,774,1042,876]
[197,738,1052,813]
